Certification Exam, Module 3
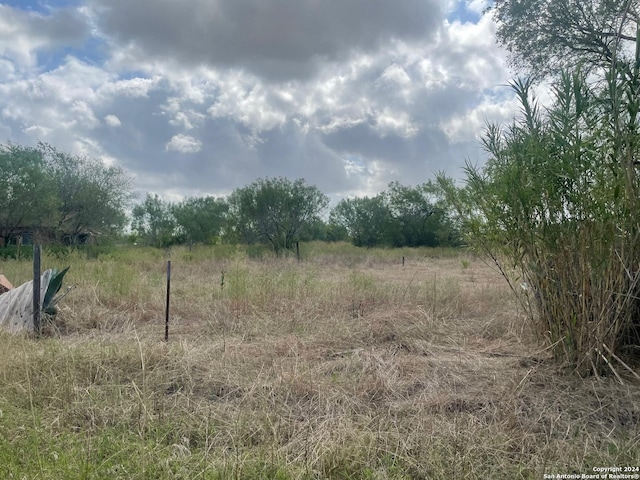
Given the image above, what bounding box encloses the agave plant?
[42,266,70,316]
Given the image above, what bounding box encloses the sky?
[0,0,520,203]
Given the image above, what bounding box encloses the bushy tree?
[295,218,335,242]
[172,196,228,246]
[40,143,131,241]
[330,195,390,248]
[386,181,460,247]
[329,182,460,248]
[0,142,132,245]
[491,0,638,79]
[131,194,177,248]
[0,143,58,245]
[228,177,329,254]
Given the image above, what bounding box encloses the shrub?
[439,68,640,376]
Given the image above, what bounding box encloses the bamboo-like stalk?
[439,60,640,376]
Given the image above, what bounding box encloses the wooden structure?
[0,227,96,247]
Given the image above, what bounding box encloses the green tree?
[329,183,460,248]
[228,177,329,254]
[0,143,58,245]
[329,195,390,248]
[172,196,228,246]
[295,217,332,242]
[386,181,460,247]
[324,222,350,243]
[40,143,131,242]
[491,0,638,78]
[131,194,177,247]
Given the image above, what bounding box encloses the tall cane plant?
[440,29,640,375]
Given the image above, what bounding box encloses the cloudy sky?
[0,0,519,202]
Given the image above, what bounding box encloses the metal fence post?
[165,260,171,341]
[33,244,41,336]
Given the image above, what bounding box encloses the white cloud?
[23,124,53,137]
[208,77,287,132]
[0,5,90,69]
[379,64,412,87]
[374,109,419,138]
[98,76,161,98]
[440,91,519,143]
[104,114,121,127]
[0,1,519,199]
[165,134,202,153]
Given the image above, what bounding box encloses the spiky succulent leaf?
[43,266,70,314]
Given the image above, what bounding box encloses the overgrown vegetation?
[440,4,640,374]
[1,245,638,478]
[227,177,329,255]
[0,142,132,246]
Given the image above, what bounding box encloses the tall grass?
[1,245,639,478]
[440,64,640,375]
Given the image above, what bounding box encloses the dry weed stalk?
[0,247,638,478]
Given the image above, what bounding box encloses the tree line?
[0,142,460,253]
[131,177,461,251]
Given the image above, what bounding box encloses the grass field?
[0,242,639,479]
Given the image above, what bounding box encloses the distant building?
[0,227,97,247]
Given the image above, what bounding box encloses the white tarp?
[0,270,54,333]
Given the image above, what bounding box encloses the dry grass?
[0,244,639,478]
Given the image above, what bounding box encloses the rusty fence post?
[33,244,41,336]
[165,260,171,341]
